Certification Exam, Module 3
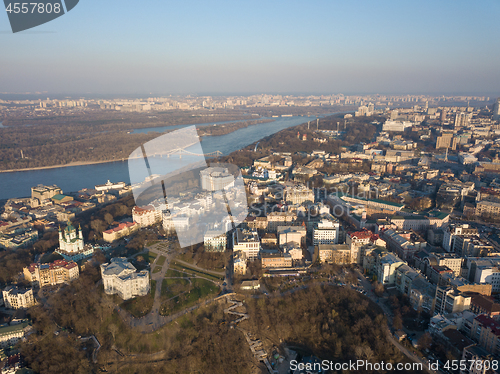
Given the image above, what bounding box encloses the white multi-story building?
[313,219,340,245]
[2,286,34,309]
[285,185,314,205]
[376,253,405,286]
[382,120,414,132]
[473,265,500,293]
[0,321,32,349]
[200,167,234,191]
[204,229,227,252]
[433,287,471,315]
[233,229,260,261]
[442,223,478,252]
[132,205,162,228]
[493,97,500,121]
[101,258,150,300]
[162,212,190,234]
[277,226,306,247]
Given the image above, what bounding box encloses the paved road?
[115,240,225,333]
[174,258,225,277]
[353,268,440,374]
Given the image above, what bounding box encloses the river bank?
[0,159,127,173]
[0,114,327,200]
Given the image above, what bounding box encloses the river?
[0,115,326,200]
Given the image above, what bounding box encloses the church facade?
[56,222,95,262]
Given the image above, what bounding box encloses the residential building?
[233,251,247,274]
[436,182,475,211]
[434,286,471,315]
[0,228,38,250]
[476,200,500,217]
[285,185,314,205]
[312,218,340,245]
[381,229,427,262]
[382,120,414,132]
[436,133,454,149]
[233,229,260,261]
[23,260,79,287]
[2,286,34,309]
[204,229,227,252]
[261,252,292,268]
[0,321,32,349]
[101,258,150,300]
[425,252,463,277]
[132,205,162,228]
[471,315,500,356]
[200,167,234,191]
[467,259,500,293]
[455,112,472,128]
[317,244,350,264]
[439,273,492,296]
[395,264,421,295]
[433,329,474,361]
[102,222,140,243]
[493,97,500,121]
[261,233,278,247]
[277,225,306,247]
[408,275,436,313]
[162,212,190,234]
[284,244,303,261]
[456,236,494,257]
[346,229,385,264]
[376,253,405,286]
[389,211,449,231]
[460,345,497,374]
[443,223,478,252]
[267,212,297,232]
[469,294,500,320]
[340,194,404,214]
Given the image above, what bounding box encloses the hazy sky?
[1,0,500,95]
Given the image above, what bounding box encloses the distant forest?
[0,110,255,171]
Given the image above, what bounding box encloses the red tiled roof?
[133,205,155,214]
[349,229,374,240]
[104,222,137,234]
[64,262,78,270]
[27,263,37,272]
[475,314,500,336]
[50,260,69,269]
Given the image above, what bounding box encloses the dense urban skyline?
[1,0,500,95]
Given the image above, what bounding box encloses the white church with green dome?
[56,221,95,261]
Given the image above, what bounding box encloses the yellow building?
[261,252,292,268]
[24,260,79,287]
